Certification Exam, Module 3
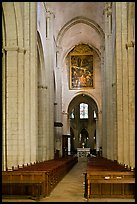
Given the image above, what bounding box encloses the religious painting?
[69,44,94,89]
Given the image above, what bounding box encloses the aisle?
[39,160,87,202]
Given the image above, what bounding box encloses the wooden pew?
[84,157,135,199]
[2,156,78,200]
[2,171,47,200]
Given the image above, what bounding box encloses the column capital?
[100,45,105,51]
[45,7,55,18]
[62,111,68,115]
[98,110,102,114]
[103,2,112,16]
[125,41,135,49]
[56,45,62,53]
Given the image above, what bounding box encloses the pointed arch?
[56,16,105,47]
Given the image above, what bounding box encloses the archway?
[68,93,100,155]
[79,128,89,148]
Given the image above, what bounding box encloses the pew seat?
[2,156,78,200]
[84,157,135,199]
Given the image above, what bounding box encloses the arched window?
[80,103,88,119]
[70,108,75,119]
[93,110,96,119]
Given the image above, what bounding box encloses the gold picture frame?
[69,44,94,89]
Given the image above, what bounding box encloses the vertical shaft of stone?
[29,2,37,163]
[116,2,124,164]
[45,8,55,160]
[54,46,63,157]
[107,4,113,160]
[14,3,25,167]
[121,2,129,166]
[24,2,31,164]
[100,44,104,157]
[127,3,135,169]
[111,3,117,161]
[102,3,108,158]
[104,3,113,159]
[2,12,6,170]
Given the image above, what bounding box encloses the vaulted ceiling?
[45,2,105,56]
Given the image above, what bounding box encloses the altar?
[77,148,90,160]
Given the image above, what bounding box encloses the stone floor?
[2,160,135,202]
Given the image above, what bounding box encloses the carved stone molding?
[3,46,26,54]
[38,85,48,89]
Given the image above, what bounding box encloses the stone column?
[111,3,117,161]
[14,3,26,167]
[107,4,113,160]
[115,3,124,164]
[97,111,102,152]
[95,118,99,154]
[23,2,37,164]
[29,2,37,163]
[2,13,6,170]
[37,87,43,161]
[100,44,104,157]
[17,48,26,166]
[103,3,112,159]
[38,86,48,161]
[42,87,48,160]
[2,45,6,170]
[4,46,18,168]
[121,3,129,167]
[54,46,63,157]
[45,8,55,160]
[62,112,70,135]
[101,45,106,158]
[24,2,31,164]
[126,2,135,169]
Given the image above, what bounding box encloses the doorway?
[79,128,89,148]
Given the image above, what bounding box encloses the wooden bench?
[2,171,48,200]
[2,156,78,200]
[84,157,135,199]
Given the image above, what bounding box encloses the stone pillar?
[2,45,6,170]
[127,2,135,169]
[115,3,124,164]
[54,46,63,157]
[111,3,117,161]
[14,3,26,167]
[24,2,31,164]
[100,44,105,157]
[62,112,70,135]
[103,3,113,159]
[2,13,6,170]
[23,2,37,164]
[38,86,48,161]
[2,2,38,169]
[121,3,129,167]
[95,118,99,154]
[17,48,26,166]
[29,2,37,163]
[5,47,18,168]
[42,87,48,160]
[37,87,43,161]
[97,111,102,151]
[45,8,55,160]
